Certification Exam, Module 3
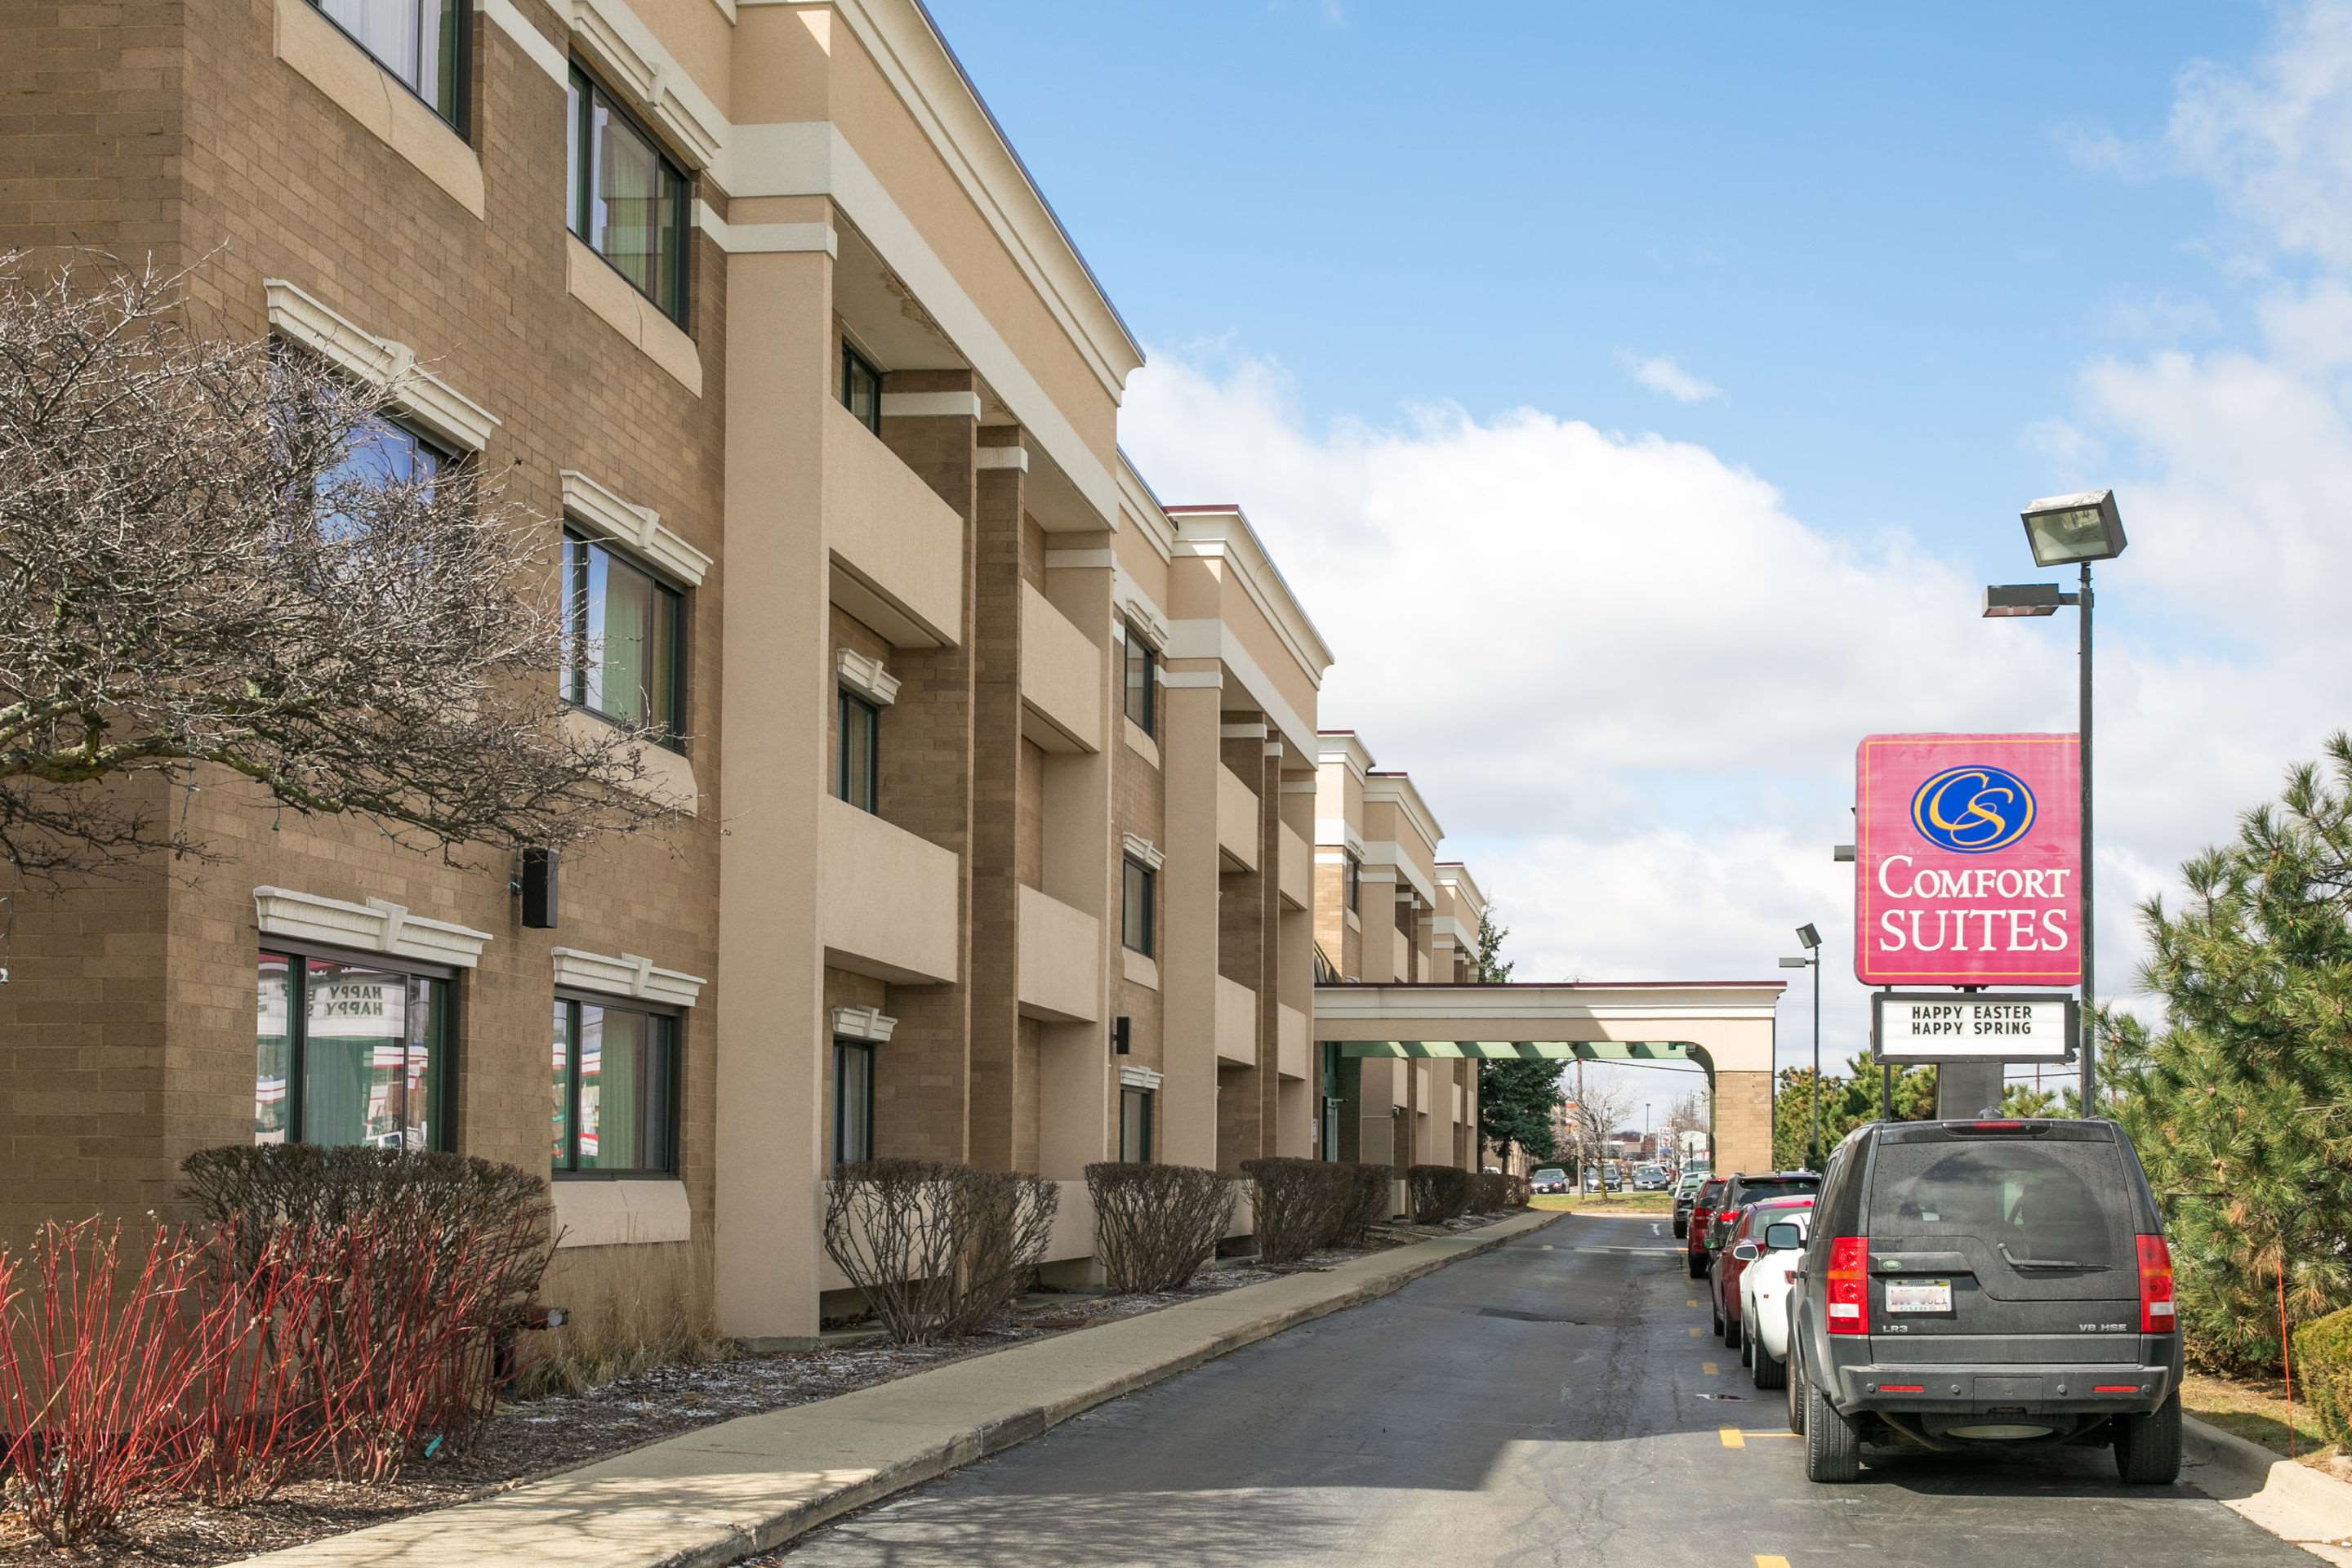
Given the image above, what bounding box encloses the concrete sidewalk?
[239,1209,1561,1568]
[2186,1416,2352,1566]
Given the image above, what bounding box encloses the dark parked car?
[1530,1166,1570,1195]
[1785,1118,2182,1485]
[1672,1174,1705,1238]
[1685,1178,1728,1278]
[1702,1172,1821,1285]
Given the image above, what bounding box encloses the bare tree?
[1662,1090,1708,1159]
[1561,1081,1633,1186]
[0,253,685,880]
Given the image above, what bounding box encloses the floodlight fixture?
[1983,582,2066,618]
[1797,922,1822,950]
[2020,489,2127,568]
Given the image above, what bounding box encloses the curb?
[2185,1414,2352,1566]
[238,1209,1561,1568]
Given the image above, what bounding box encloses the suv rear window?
[1869,1140,2131,1267]
[1731,1178,1816,1207]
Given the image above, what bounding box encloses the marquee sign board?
[1873,992,2078,1063]
[1855,733,2082,987]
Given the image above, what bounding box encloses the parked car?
[1685,1178,1728,1278]
[1704,1171,1823,1258]
[1633,1165,1670,1192]
[1713,1195,1814,1347]
[1740,1207,1811,1390]
[1785,1118,2183,1486]
[1672,1173,1705,1238]
[1530,1166,1570,1195]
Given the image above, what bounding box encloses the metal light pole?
[1779,921,1824,1167]
[1986,489,2127,1118]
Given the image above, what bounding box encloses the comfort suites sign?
[1854,733,2081,987]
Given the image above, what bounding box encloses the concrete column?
[1159,670,1222,1169]
[715,250,831,1340]
[1035,551,1116,1182]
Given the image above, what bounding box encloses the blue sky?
[927,2,2352,1123]
[931,1,2265,582]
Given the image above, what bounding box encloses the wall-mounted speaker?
[520,846,559,929]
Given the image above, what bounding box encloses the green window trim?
[1120,1085,1154,1163]
[833,1039,876,1165]
[550,992,682,1178]
[1121,856,1156,957]
[256,944,452,1152]
[310,0,468,131]
[836,688,881,812]
[567,65,691,326]
[563,528,688,749]
[1122,621,1156,736]
[840,343,883,434]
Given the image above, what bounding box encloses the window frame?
[1121,621,1157,736]
[550,987,684,1179]
[562,527,689,751]
[840,342,884,434]
[567,64,692,327]
[1121,856,1156,957]
[835,688,882,813]
[1344,852,1362,914]
[1120,1085,1154,1163]
[256,940,456,1152]
[832,1037,877,1167]
[309,0,470,133]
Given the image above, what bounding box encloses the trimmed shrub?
[822,1160,1059,1346]
[2295,1304,2352,1446]
[1243,1158,1350,1266]
[1506,1174,1532,1209]
[1470,1172,1513,1214]
[1087,1163,1236,1293]
[1407,1165,1472,1223]
[1334,1165,1394,1247]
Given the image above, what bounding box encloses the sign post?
[1855,734,2082,1117]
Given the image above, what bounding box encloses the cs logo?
[1909,765,2035,854]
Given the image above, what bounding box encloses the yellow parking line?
[1719,1427,1745,1448]
[1756,1557,1791,1568]
[1701,1361,1719,1375]
[1686,1298,1699,1307]
[1688,1326,1706,1337]
[1744,1430,1802,1439]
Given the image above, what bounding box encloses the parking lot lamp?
[1984,488,2127,1116]
[1781,922,1824,1167]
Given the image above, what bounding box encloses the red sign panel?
[1855,734,2081,987]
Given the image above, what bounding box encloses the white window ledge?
[1119,1065,1163,1092]
[254,887,493,968]
[552,1178,691,1249]
[836,649,901,707]
[831,1004,897,1042]
[552,947,706,1008]
[561,470,712,586]
[1121,832,1165,872]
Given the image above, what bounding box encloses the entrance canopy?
[1312,981,1784,1078]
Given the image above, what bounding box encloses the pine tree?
[2108,736,2352,1374]
[1771,1054,1933,1169]
[1473,911,1566,1164]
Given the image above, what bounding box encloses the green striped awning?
[1338,1040,1697,1061]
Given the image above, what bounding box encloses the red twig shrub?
[0,1221,212,1546]
[167,1226,332,1505]
[1085,1164,1236,1294]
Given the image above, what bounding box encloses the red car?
[1684,1178,1728,1280]
[1711,1194,1814,1346]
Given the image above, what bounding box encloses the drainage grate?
[1696,1392,1746,1401]
[1475,1307,1584,1325]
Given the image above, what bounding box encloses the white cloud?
[1621,352,1722,403]
[1119,346,2311,1097]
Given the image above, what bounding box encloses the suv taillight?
[2136,1234,2176,1334]
[1826,1236,1869,1336]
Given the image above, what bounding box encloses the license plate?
[1885,1279,1953,1314]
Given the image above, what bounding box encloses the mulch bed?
[0,1214,1517,1566]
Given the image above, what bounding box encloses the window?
[836,689,880,813]
[564,531,684,744]
[314,0,464,127]
[1344,853,1361,914]
[1122,621,1156,735]
[840,343,882,434]
[1120,1085,1153,1162]
[568,67,689,324]
[834,1040,875,1165]
[550,996,679,1176]
[1121,857,1156,956]
[256,949,448,1150]
[310,413,445,541]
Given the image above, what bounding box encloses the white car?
[1737,1209,1811,1391]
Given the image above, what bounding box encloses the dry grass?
[516,1240,732,1399]
[1530,1192,1672,1214]
[2180,1371,2345,1473]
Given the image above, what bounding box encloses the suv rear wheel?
[1802,1365,1861,1482]
[2113,1391,2183,1485]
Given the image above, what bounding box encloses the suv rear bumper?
[1832,1361,2174,1418]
